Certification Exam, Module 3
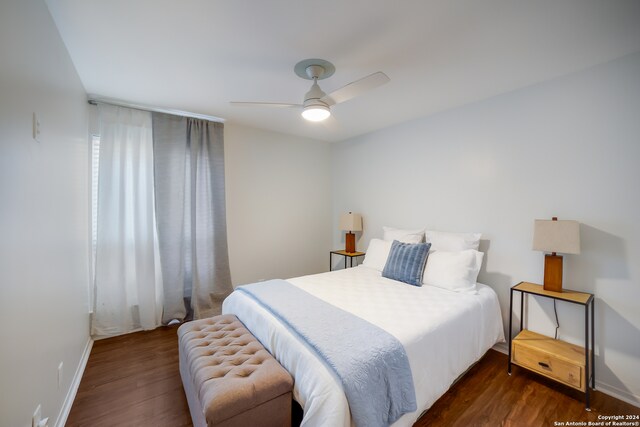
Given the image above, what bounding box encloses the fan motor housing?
[303,81,327,105]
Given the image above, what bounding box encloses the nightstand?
[508,282,595,410]
[329,250,365,271]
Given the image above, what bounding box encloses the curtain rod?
[87,95,225,123]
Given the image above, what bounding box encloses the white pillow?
[383,226,425,244]
[422,249,483,294]
[425,230,481,251]
[362,239,393,271]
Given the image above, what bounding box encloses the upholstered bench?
[178,314,293,427]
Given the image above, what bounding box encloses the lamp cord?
[553,299,560,339]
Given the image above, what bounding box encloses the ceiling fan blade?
[321,72,390,106]
[230,102,301,108]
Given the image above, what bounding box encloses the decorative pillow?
[362,239,394,272]
[422,249,483,293]
[382,240,431,286]
[383,226,425,244]
[425,230,481,251]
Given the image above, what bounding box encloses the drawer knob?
[538,362,550,369]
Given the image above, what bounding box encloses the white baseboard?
[490,342,639,409]
[492,342,508,354]
[595,380,640,409]
[55,337,93,427]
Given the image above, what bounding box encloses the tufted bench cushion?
[178,314,293,427]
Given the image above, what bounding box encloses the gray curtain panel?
[152,113,232,322]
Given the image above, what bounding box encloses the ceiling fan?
[230,58,390,122]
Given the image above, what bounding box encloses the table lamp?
[339,212,362,253]
[532,217,581,292]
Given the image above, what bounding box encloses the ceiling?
[45,0,640,142]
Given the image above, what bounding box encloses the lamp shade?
[532,219,580,254]
[339,212,363,232]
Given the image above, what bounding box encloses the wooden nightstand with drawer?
[512,329,586,391]
[508,282,595,410]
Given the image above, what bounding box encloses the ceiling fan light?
[302,105,330,122]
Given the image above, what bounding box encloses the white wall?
[225,124,332,286]
[331,52,640,405]
[0,1,91,427]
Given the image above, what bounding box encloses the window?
[87,133,100,313]
[91,134,100,274]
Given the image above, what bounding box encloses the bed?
[222,264,504,426]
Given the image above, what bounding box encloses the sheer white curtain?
[91,105,163,337]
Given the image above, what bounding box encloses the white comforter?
[222,266,504,426]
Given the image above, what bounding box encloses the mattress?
[222,266,505,427]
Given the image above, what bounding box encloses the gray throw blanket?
[237,279,416,427]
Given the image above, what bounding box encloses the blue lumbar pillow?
[382,240,432,286]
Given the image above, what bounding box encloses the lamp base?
[543,254,563,292]
[345,232,356,253]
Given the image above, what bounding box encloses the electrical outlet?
[32,112,41,142]
[58,362,63,390]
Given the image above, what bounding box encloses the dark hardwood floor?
[66,327,192,427]
[416,350,639,426]
[67,326,639,427]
